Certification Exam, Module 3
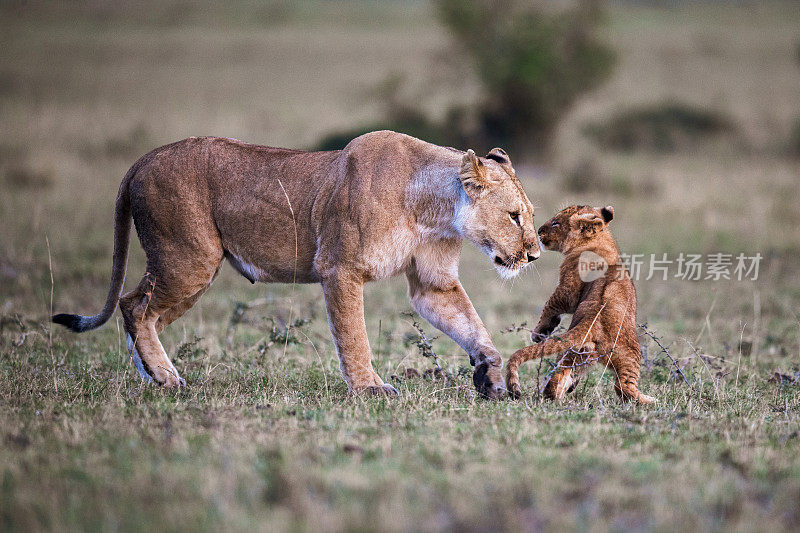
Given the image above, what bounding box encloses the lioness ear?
[574,212,604,235]
[459,149,490,193]
[485,147,515,175]
[600,205,614,224]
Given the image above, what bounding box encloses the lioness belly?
[223,247,319,284]
[212,188,322,284]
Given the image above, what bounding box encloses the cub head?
[537,205,615,254]
[457,148,541,279]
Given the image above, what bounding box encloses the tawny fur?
[53,131,541,398]
[505,205,655,404]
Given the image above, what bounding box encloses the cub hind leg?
[543,342,596,400]
[506,321,595,399]
[610,348,656,404]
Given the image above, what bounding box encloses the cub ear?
[459,149,490,193]
[485,147,515,174]
[574,212,604,235]
[600,205,614,223]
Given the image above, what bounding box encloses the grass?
[2,1,800,531]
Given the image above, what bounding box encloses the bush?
[436,0,616,153]
[315,0,616,154]
[583,102,736,152]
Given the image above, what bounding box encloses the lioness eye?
[509,212,521,226]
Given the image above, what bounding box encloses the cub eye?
[509,212,521,226]
[552,221,559,228]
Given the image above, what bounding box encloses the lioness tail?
[52,161,138,332]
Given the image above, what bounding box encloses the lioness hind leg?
[120,261,221,387]
[155,267,219,334]
[119,274,181,386]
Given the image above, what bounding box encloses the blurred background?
[1,1,799,530]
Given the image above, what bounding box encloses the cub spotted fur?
[52,131,541,398]
[505,205,655,403]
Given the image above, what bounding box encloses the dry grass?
[1,1,800,531]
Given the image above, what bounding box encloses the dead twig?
[639,323,690,387]
[402,312,441,370]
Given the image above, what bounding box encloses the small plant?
[501,321,532,335]
[563,158,602,193]
[639,323,690,386]
[225,298,311,350]
[175,336,206,362]
[402,312,441,370]
[315,74,453,151]
[562,159,651,197]
[267,317,309,346]
[795,39,800,67]
[4,165,53,190]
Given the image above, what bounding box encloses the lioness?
[53,131,540,398]
[505,205,655,403]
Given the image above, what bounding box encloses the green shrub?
[436,0,616,153]
[315,0,616,154]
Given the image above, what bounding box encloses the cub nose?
[526,251,539,262]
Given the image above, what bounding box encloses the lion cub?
[506,205,655,404]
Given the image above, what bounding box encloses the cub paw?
[530,331,548,343]
[507,382,522,400]
[542,379,558,401]
[637,393,657,405]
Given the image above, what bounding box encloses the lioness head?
[537,205,615,253]
[457,148,540,279]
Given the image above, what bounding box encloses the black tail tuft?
[52,313,86,332]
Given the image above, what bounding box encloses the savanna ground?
[2,1,800,531]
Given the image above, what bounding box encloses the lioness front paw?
[356,384,400,397]
[473,362,505,400]
[157,370,186,388]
